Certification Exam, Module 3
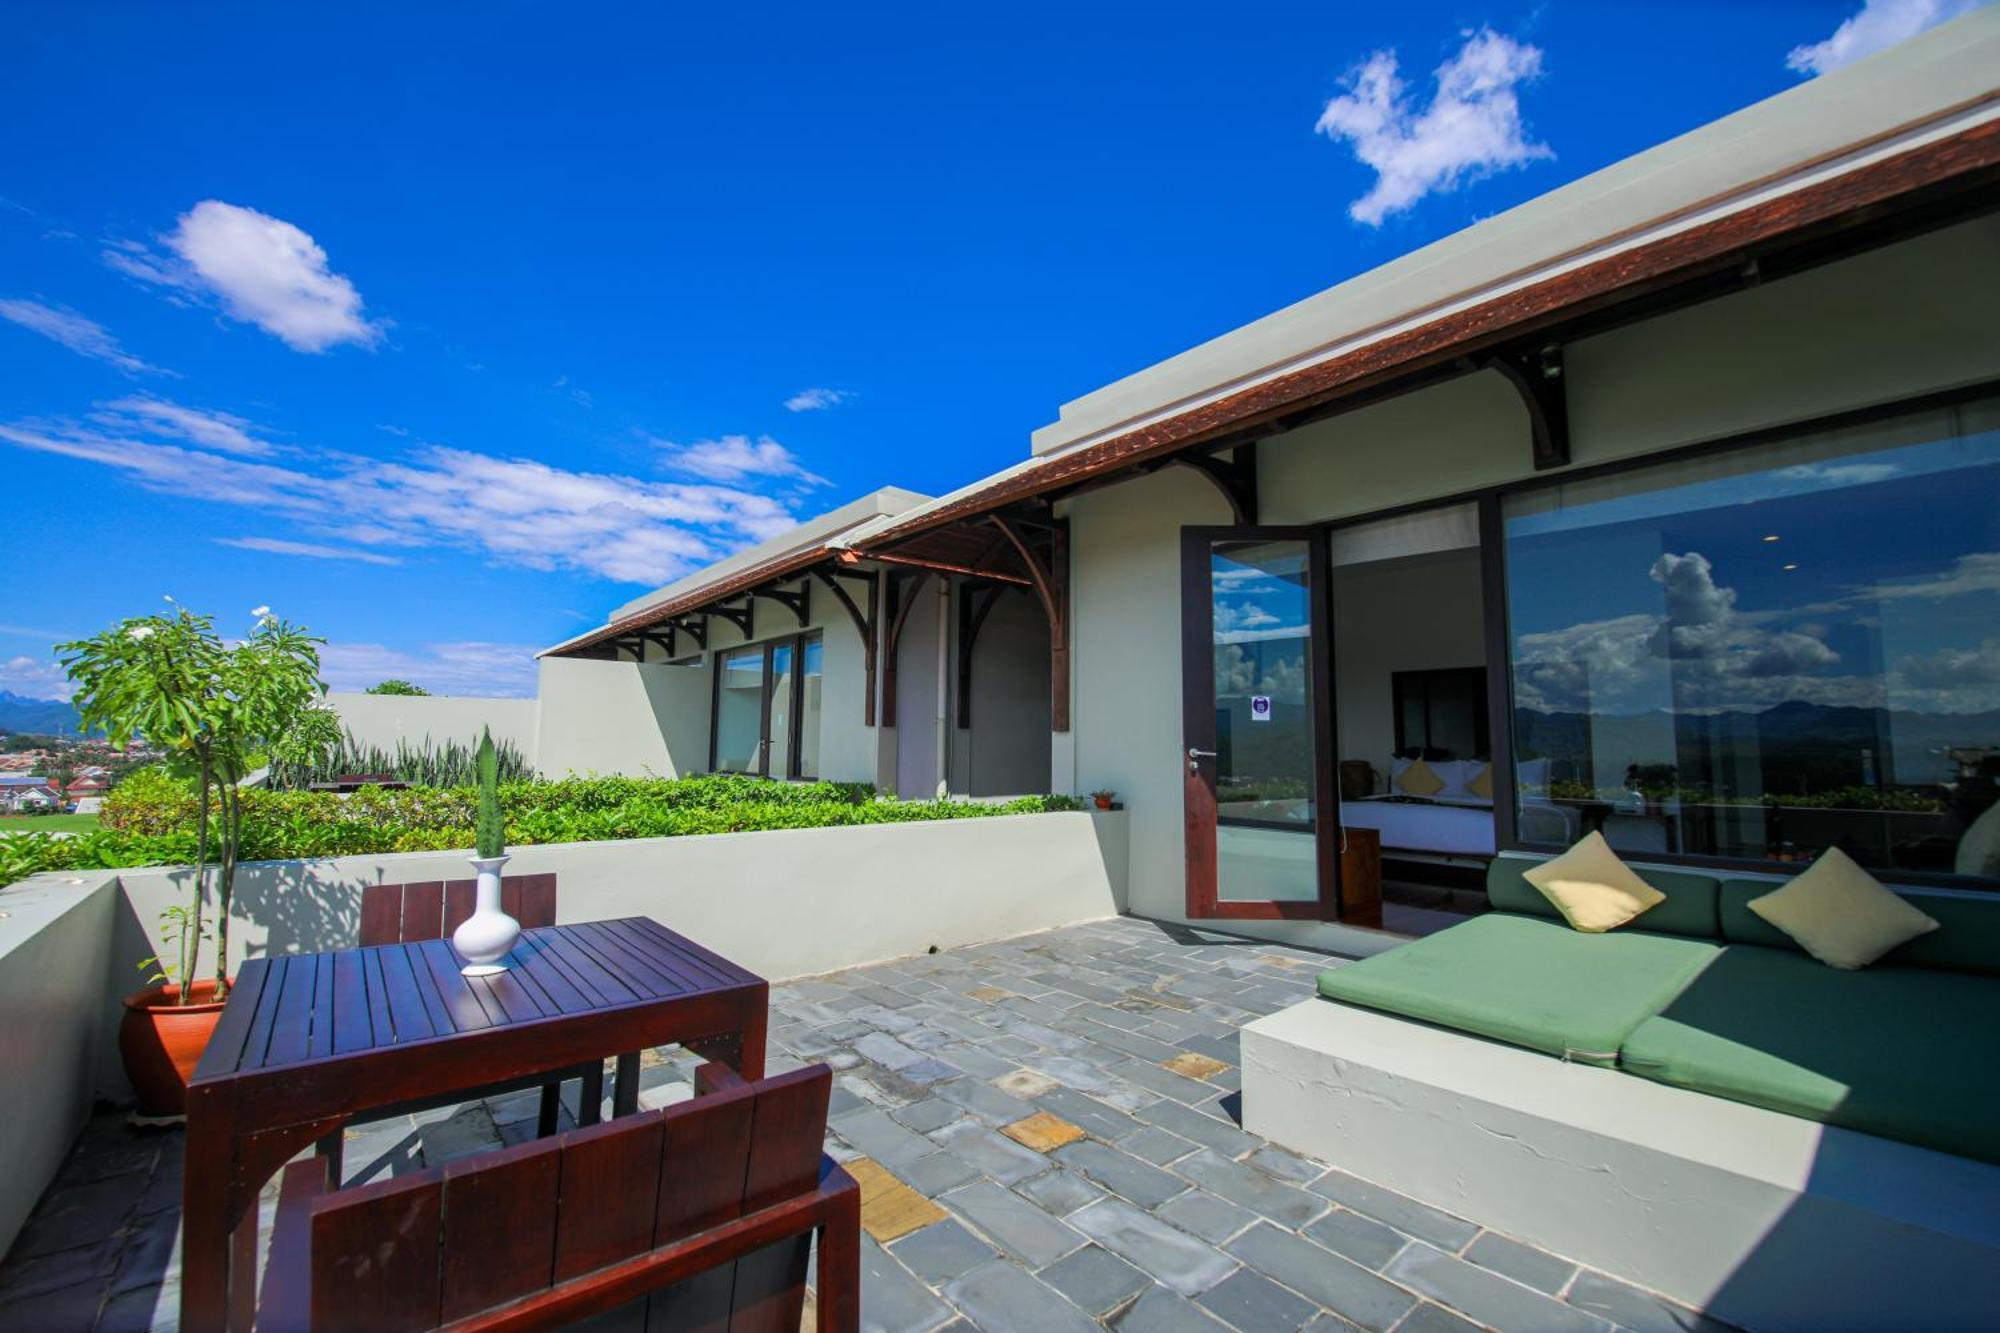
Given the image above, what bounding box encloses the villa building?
[522,13,2000,953]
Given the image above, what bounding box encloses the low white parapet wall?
[1242,997,2000,1332]
[0,871,120,1257]
[96,809,1127,1097]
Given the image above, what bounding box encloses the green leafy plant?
[474,728,504,858]
[60,604,340,1001]
[267,731,531,789]
[366,678,430,695]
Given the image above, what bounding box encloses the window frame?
[706,629,824,779]
[1314,377,2000,889]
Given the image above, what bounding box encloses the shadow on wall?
[639,661,708,780]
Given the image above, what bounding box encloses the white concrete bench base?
[1240,998,2000,1332]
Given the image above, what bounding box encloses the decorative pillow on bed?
[1394,758,1446,797]
[1747,847,1938,969]
[1466,764,1493,800]
[1522,832,1663,933]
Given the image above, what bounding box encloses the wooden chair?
[321,875,587,1182]
[260,1063,859,1332]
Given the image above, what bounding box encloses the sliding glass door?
[1181,527,1341,919]
[710,632,824,778]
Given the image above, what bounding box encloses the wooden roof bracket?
[955,581,1007,729]
[987,514,1070,732]
[710,596,755,639]
[669,616,707,651]
[1174,441,1259,524]
[814,567,881,725]
[1484,343,1570,471]
[752,580,811,629]
[880,569,933,729]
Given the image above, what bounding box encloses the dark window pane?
[1503,399,2000,879]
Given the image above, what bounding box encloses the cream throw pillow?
[1522,832,1664,933]
[1466,764,1493,800]
[1747,847,1938,970]
[1395,759,1445,797]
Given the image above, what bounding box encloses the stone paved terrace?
[0,917,1730,1332]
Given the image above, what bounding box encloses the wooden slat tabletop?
[195,917,763,1081]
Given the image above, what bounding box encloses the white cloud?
[1315,27,1551,226]
[108,201,383,352]
[0,654,73,701]
[1785,0,1983,76]
[1,400,807,586]
[656,434,829,487]
[98,396,269,456]
[319,640,542,698]
[785,387,850,412]
[215,536,403,565]
[0,299,166,375]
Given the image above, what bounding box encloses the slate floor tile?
[1155,1190,1261,1246]
[1040,1243,1152,1315]
[889,1219,998,1285]
[1224,1222,1416,1332]
[1302,1207,1408,1271]
[942,1259,1098,1333]
[1068,1199,1236,1297]
[1173,1149,1326,1228]
[1114,1283,1234,1332]
[941,1181,1087,1268]
[1306,1170,1479,1252]
[1052,1140,1189,1209]
[1463,1230,1578,1295]
[1563,1270,1736,1333]
[1385,1243,1611,1333]
[858,1233,955,1333]
[1196,1267,1322,1331]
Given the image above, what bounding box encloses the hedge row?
[0,771,1083,884]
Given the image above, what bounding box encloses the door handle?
[1187,748,1218,759]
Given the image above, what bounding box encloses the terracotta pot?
[1093,796,1115,811]
[119,979,229,1117]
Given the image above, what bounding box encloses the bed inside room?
[1328,505,1575,900]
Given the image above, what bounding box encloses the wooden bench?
[261,1062,858,1331]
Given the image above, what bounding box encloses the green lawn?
[0,812,100,833]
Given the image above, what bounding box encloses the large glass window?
[709,632,824,779]
[1503,398,2000,879]
[713,647,766,773]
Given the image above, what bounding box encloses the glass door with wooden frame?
[1181,527,1341,919]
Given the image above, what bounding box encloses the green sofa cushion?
[1488,853,1721,939]
[1621,944,2000,1164]
[1317,914,1720,1066]
[1719,878,2000,977]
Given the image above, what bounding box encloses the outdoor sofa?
[1316,853,2000,1165]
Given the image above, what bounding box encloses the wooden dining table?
[180,916,769,1333]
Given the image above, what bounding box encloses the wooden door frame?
[1181,526,1342,921]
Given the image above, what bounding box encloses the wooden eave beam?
[867,548,1034,587]
[710,596,755,639]
[1483,344,1570,470]
[880,570,932,729]
[987,514,1070,732]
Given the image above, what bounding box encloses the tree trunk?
[184,751,212,1007]
[214,777,237,998]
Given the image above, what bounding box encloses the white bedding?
[1340,797,1495,856]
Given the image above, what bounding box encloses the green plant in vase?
[452,728,520,975]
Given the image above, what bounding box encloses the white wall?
[894,583,946,798]
[1064,221,2000,950]
[1332,549,1486,783]
[0,872,118,1256]
[954,587,1054,797]
[327,692,540,764]
[94,810,1127,1098]
[533,655,710,779]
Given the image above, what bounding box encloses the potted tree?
[63,604,337,1117]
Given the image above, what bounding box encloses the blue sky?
[1,1,1978,699]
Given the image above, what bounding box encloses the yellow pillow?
[1522,832,1664,933]
[1747,847,1938,969]
[1466,764,1493,800]
[1396,759,1445,797]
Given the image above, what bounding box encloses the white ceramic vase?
[453,853,520,976]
